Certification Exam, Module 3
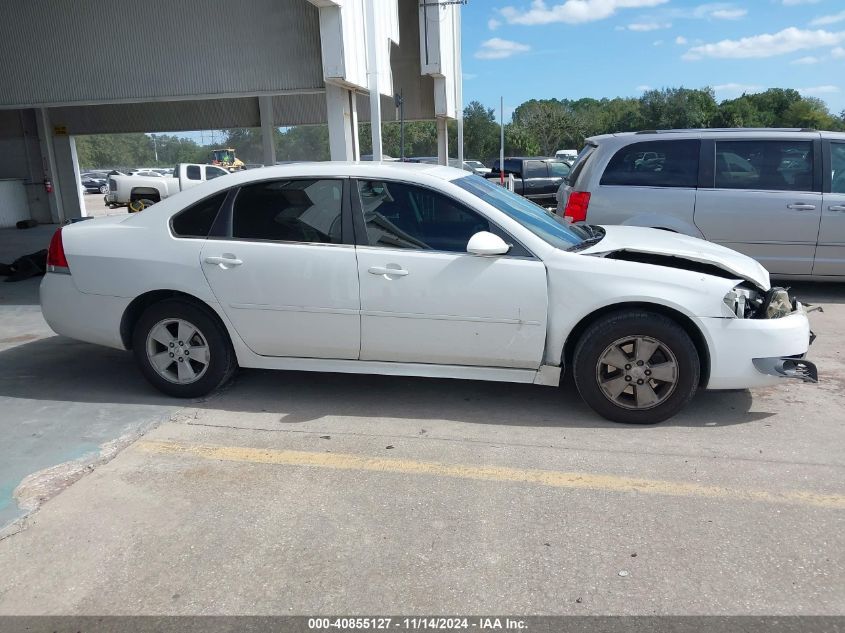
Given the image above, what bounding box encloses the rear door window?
[601,140,700,188]
[524,160,548,179]
[715,140,814,191]
[232,179,343,243]
[832,142,845,193]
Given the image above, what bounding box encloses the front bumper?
[752,356,818,383]
[698,307,816,390]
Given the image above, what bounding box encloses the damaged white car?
[40,163,817,423]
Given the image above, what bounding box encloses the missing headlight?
[723,286,762,318]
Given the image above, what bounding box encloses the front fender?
[543,253,737,366]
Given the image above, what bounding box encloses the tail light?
[563,191,591,223]
[47,228,70,273]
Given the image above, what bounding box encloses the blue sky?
[461,0,845,118]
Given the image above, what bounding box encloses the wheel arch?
[130,187,162,202]
[120,289,228,350]
[561,302,710,387]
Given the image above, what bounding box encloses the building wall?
[0,0,324,108]
[0,110,52,223]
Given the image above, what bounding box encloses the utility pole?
[150,134,158,163]
[500,96,505,185]
[395,91,405,160]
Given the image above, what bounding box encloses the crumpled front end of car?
[698,285,817,389]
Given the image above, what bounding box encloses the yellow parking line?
[136,440,845,510]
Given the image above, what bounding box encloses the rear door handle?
[829,205,845,212]
[368,265,409,277]
[205,254,243,267]
[786,203,816,211]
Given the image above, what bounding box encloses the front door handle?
[368,265,409,277]
[205,254,243,268]
[829,205,845,212]
[786,203,816,211]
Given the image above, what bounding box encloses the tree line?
[76,87,845,169]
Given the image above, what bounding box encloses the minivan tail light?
[47,228,70,273]
[564,191,591,223]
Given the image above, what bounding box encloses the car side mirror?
[466,231,510,256]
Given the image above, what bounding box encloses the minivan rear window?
[566,144,596,187]
[601,140,700,188]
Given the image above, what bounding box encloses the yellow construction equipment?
[209,148,245,172]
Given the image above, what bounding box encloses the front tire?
[573,310,700,424]
[132,299,237,398]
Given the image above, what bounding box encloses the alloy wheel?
[595,335,679,410]
[145,318,210,384]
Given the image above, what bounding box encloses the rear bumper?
[698,309,814,390]
[40,273,129,350]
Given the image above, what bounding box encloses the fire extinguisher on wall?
[43,178,53,194]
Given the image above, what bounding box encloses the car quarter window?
[355,180,495,253]
[171,192,228,238]
[715,140,814,192]
[831,143,845,194]
[600,140,700,188]
[186,165,201,181]
[231,179,343,244]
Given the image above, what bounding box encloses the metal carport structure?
[0,0,461,225]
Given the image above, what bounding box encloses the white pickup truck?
[106,163,230,212]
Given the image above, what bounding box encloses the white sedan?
[40,163,817,423]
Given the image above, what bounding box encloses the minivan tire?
[573,310,700,424]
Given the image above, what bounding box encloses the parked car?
[408,156,487,175]
[41,163,816,424]
[555,149,578,162]
[557,128,845,279]
[79,174,107,194]
[106,163,230,212]
[488,157,571,206]
[464,160,491,175]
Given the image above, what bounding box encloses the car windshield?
[453,174,590,250]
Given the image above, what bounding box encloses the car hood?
[581,225,771,290]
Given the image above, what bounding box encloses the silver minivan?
[557,128,845,279]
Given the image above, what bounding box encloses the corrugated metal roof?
[0,0,324,108]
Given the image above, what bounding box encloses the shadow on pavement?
[786,281,845,305]
[0,335,769,429]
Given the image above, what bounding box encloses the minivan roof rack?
[633,128,817,134]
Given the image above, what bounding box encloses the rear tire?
[572,310,700,424]
[132,299,237,398]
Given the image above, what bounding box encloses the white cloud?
[800,85,840,95]
[692,3,747,20]
[710,8,747,19]
[810,11,845,27]
[782,0,820,5]
[474,38,531,60]
[683,27,845,60]
[499,0,668,26]
[625,21,671,31]
[653,39,664,45]
[636,85,652,91]
[791,55,821,64]
[488,18,502,30]
[832,47,845,58]
[675,36,688,44]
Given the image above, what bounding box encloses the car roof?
[586,128,845,144]
[207,161,469,184]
